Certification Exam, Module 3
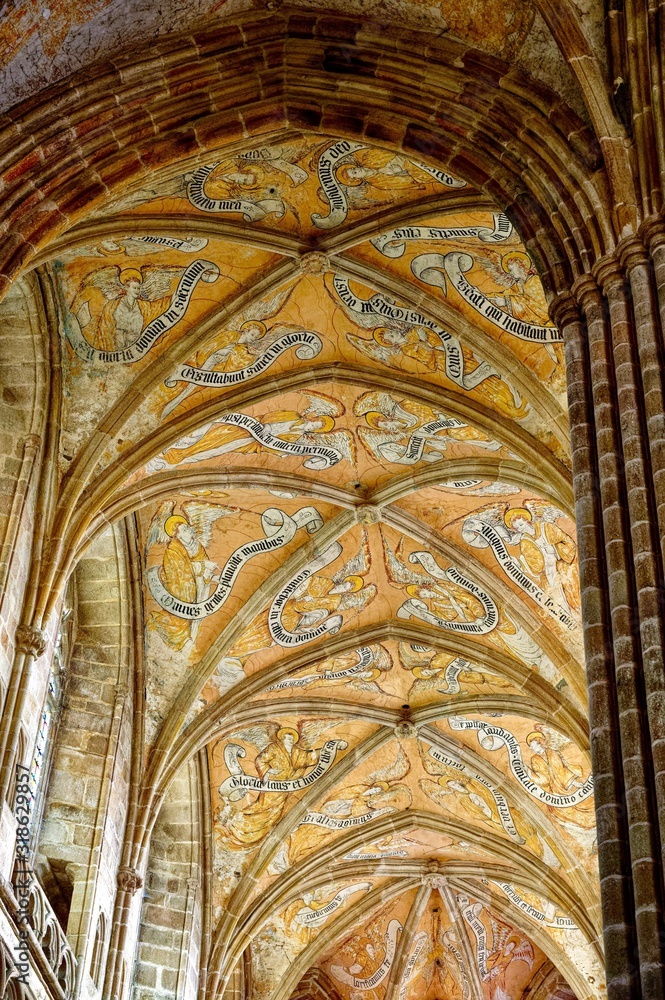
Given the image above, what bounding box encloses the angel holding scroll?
[146,500,236,650]
[71,264,183,352]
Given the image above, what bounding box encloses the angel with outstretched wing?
[161,282,311,416]
[486,915,534,998]
[215,720,341,851]
[526,723,587,797]
[328,530,377,615]
[72,263,183,352]
[289,391,356,466]
[147,500,236,650]
[418,739,502,831]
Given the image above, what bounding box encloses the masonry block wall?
[133,760,203,1000]
[37,525,133,994]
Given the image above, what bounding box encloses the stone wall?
[133,759,203,1000]
[36,524,133,995]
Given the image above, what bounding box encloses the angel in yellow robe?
[220,728,319,850]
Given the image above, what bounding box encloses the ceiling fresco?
[29,128,598,1000]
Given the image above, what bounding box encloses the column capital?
[592,253,625,292]
[617,234,650,273]
[116,866,143,895]
[571,272,603,314]
[639,215,665,254]
[14,626,47,657]
[548,290,580,329]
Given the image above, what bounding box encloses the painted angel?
[474,248,550,327]
[283,531,377,634]
[418,740,503,831]
[335,284,527,421]
[461,500,579,618]
[398,643,511,702]
[354,390,501,466]
[231,531,377,657]
[71,264,184,352]
[275,747,412,870]
[485,916,534,999]
[161,283,307,417]
[191,145,305,203]
[146,499,237,649]
[382,529,488,629]
[214,720,340,851]
[151,390,355,472]
[313,144,432,213]
[525,724,587,798]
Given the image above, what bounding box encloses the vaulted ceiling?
[12,129,603,1000]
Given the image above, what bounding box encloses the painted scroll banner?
[459,898,489,979]
[448,717,593,807]
[416,251,563,343]
[295,883,372,926]
[164,330,323,388]
[425,742,525,844]
[312,140,368,229]
[461,517,576,629]
[494,882,577,928]
[396,553,499,635]
[398,932,429,1000]
[148,506,323,621]
[219,738,348,799]
[371,213,512,258]
[217,412,343,469]
[128,235,209,253]
[300,807,392,830]
[378,416,467,465]
[267,647,375,691]
[187,163,285,220]
[268,542,344,647]
[65,259,220,364]
[334,274,498,392]
[331,919,402,989]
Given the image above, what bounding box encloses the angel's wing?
[372,644,393,672]
[81,265,123,299]
[314,430,356,465]
[239,283,296,324]
[524,499,567,524]
[354,391,400,418]
[489,916,512,955]
[399,645,434,674]
[339,583,377,613]
[457,502,511,543]
[347,333,400,367]
[474,252,515,288]
[304,390,345,418]
[334,283,406,334]
[357,427,402,462]
[512,938,535,968]
[368,747,410,784]
[147,501,175,548]
[334,531,371,585]
[418,740,449,779]
[230,722,279,751]
[140,266,183,301]
[181,501,239,547]
[298,719,338,747]
[381,528,431,587]
[534,724,572,752]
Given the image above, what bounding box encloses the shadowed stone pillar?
[552,236,665,1000]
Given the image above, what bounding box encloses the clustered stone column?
[553,227,665,1000]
